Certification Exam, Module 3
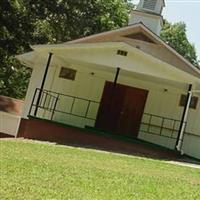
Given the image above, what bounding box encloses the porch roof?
[17,41,200,89]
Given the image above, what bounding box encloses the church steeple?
[129,0,165,36]
[137,0,165,15]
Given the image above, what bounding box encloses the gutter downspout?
[176,84,193,154]
[110,67,121,101]
[112,67,120,90]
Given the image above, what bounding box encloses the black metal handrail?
[29,89,199,140]
[29,88,100,122]
[140,113,184,140]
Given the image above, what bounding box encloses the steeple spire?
[129,0,165,36]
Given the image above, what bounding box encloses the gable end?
[124,32,156,44]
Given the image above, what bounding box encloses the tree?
[0,0,131,99]
[160,21,199,68]
[1,1,199,99]
[28,0,132,43]
[0,0,33,99]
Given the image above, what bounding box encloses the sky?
[131,0,200,60]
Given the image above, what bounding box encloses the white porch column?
[21,60,49,118]
[176,84,193,153]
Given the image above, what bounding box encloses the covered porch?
[17,42,200,158]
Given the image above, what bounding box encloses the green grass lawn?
[0,140,200,200]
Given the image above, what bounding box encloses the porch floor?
[18,117,181,160]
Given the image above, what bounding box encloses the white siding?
[22,52,200,159]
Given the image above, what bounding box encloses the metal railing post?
[29,88,38,116]
[51,94,59,120]
[34,52,53,116]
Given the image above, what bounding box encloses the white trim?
[31,42,125,50]
[24,23,200,78]
[64,23,145,44]
[18,41,200,84]
[30,41,200,83]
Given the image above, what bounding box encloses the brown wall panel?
[17,118,178,159]
[0,96,24,115]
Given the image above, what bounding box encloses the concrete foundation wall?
[17,118,179,160]
[0,96,23,137]
[0,111,21,136]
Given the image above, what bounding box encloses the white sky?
[131,0,200,60]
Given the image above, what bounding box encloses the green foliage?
[0,1,199,99]
[0,0,32,99]
[0,54,31,99]
[0,0,131,99]
[28,0,131,43]
[161,21,199,67]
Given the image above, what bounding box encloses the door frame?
[95,81,149,137]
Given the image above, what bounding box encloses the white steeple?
[129,0,165,36]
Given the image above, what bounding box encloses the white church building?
[17,0,200,159]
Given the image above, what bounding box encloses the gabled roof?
[17,41,200,86]
[65,23,200,79]
[125,32,155,43]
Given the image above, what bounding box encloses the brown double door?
[95,81,148,138]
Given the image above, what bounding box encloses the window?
[59,67,77,80]
[179,94,198,109]
[143,0,157,11]
[117,50,128,56]
[190,96,199,109]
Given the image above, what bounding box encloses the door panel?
[117,87,148,137]
[95,82,125,132]
[95,81,148,137]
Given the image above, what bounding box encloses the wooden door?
[95,81,148,137]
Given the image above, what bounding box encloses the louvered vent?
[143,0,157,11]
